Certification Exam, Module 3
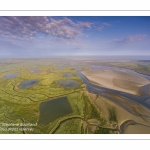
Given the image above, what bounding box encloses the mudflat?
[86,91,150,134]
[81,69,150,96]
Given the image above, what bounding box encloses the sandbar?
[81,69,150,96]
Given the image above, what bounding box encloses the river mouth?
[57,80,80,88]
[18,80,39,88]
[37,97,73,126]
[3,73,19,79]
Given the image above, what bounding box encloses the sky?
[0,16,150,58]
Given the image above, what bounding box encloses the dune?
[81,69,150,96]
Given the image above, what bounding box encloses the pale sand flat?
[125,124,150,134]
[81,69,150,96]
[86,91,150,133]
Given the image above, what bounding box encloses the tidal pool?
[38,97,73,126]
[3,73,19,79]
[18,80,39,88]
[57,80,80,88]
[63,73,72,77]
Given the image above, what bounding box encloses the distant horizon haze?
[0,55,150,61]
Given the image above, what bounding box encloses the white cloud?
[97,22,111,31]
[114,34,147,42]
[0,17,93,40]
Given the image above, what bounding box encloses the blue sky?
[0,16,150,57]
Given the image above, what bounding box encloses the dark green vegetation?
[108,107,118,123]
[95,128,112,134]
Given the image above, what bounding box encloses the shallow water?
[3,73,19,79]
[57,80,79,88]
[38,97,73,126]
[18,80,39,88]
[63,73,72,77]
[91,65,150,80]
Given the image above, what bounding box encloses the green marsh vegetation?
[0,59,110,134]
[108,107,118,123]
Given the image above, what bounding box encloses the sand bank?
[86,91,150,133]
[81,69,150,96]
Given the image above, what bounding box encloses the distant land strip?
[0,10,150,11]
